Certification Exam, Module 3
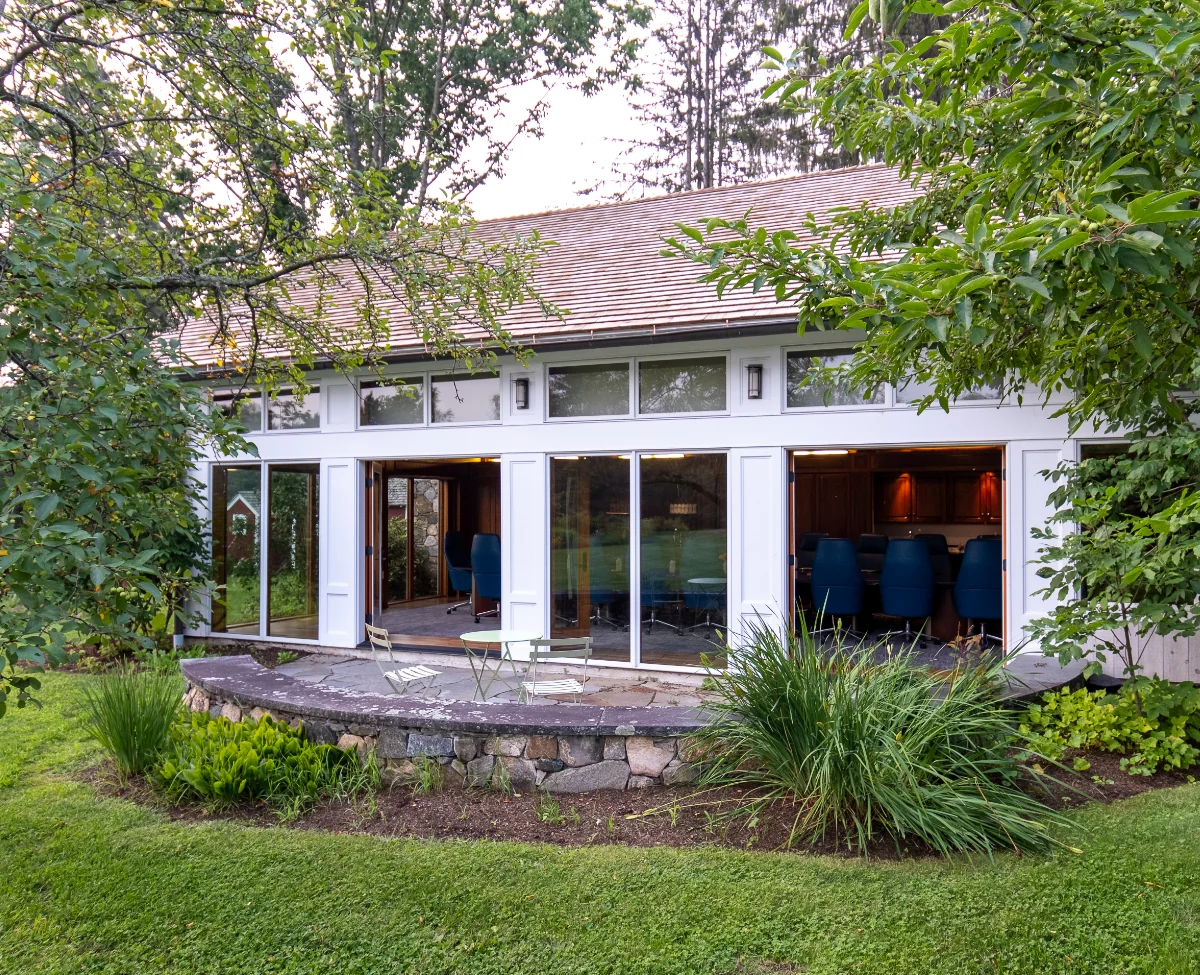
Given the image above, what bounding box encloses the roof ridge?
[475,162,898,226]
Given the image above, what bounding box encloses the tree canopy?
[0,0,563,713]
[668,0,1200,673]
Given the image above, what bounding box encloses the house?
[183,163,1137,675]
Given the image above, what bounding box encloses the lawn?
[0,675,1198,974]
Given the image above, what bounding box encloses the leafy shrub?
[1021,679,1200,775]
[694,620,1062,856]
[79,665,182,776]
[153,713,378,813]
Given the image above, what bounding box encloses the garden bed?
[90,747,1191,858]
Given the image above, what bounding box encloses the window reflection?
[551,456,631,662]
[267,465,319,640]
[548,363,631,418]
[213,391,263,432]
[896,376,1002,403]
[268,389,320,430]
[786,352,884,408]
[638,357,726,414]
[431,374,501,423]
[212,465,262,634]
[639,453,727,667]
[360,379,424,426]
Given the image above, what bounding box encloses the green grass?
[1,675,1199,974]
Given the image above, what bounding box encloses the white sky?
[465,75,657,220]
[466,83,653,220]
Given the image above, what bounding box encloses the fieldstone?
[628,775,656,789]
[602,737,627,761]
[381,760,414,786]
[466,754,496,787]
[626,737,676,778]
[304,722,340,746]
[525,736,558,760]
[533,757,564,773]
[558,736,604,767]
[248,707,275,723]
[185,688,210,713]
[661,761,698,786]
[219,702,242,723]
[453,737,480,762]
[484,735,528,757]
[208,704,222,719]
[542,760,630,794]
[347,723,378,737]
[445,760,466,786]
[376,728,409,759]
[408,733,455,758]
[337,733,371,757]
[498,757,538,793]
[535,769,548,786]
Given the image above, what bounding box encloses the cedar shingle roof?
[178,163,920,368]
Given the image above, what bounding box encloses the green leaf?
[1012,275,1050,298]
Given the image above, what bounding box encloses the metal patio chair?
[366,622,441,697]
[519,637,593,703]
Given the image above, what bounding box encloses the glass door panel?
[639,453,727,667]
[267,464,319,640]
[550,456,631,662]
[212,466,262,634]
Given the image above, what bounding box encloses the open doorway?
[365,457,501,649]
[791,446,1004,659]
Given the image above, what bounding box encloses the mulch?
[88,747,1193,860]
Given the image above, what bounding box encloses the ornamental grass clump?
[695,620,1063,856]
[152,712,378,815]
[79,664,182,776]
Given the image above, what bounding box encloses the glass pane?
[638,357,726,414]
[639,453,727,667]
[410,478,441,599]
[385,477,410,602]
[548,363,631,417]
[267,465,319,640]
[212,466,261,634]
[786,352,885,407]
[896,376,1002,403]
[268,389,320,430]
[360,379,424,426]
[213,391,263,432]
[431,374,501,423]
[551,456,631,663]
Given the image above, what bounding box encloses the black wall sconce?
[746,363,763,400]
[513,376,530,410]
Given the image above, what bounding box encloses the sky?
[465,83,654,221]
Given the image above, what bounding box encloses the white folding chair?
[519,637,592,703]
[366,623,441,697]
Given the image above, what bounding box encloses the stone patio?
[276,653,711,707]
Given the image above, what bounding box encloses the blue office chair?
[444,530,474,615]
[811,538,864,636]
[680,530,727,634]
[589,532,629,631]
[879,539,935,645]
[954,537,1003,644]
[470,532,502,624]
[855,533,890,572]
[796,532,829,569]
[640,534,681,633]
[914,533,953,586]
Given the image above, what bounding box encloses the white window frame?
[262,382,323,434]
[211,385,267,434]
[429,370,504,427]
[543,359,634,422]
[355,373,430,430]
[633,352,731,419]
[780,346,892,413]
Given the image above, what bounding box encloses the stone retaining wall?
[181,668,701,793]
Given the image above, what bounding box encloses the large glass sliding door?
[267,465,319,640]
[639,453,727,667]
[212,466,262,634]
[211,463,320,640]
[550,455,631,662]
